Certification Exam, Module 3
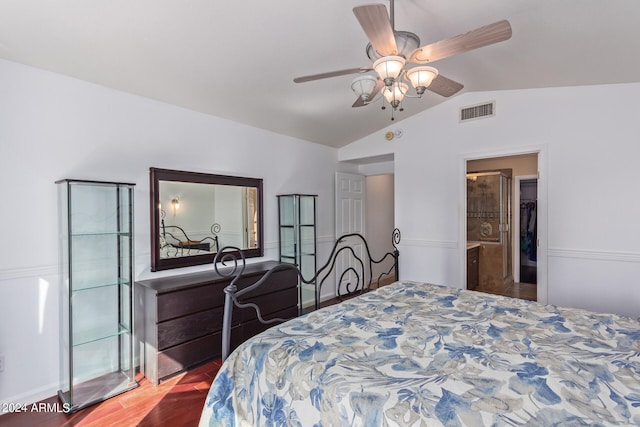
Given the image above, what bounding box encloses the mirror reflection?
[159,181,259,259]
[150,168,263,271]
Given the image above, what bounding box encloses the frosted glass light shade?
[406,66,438,94]
[373,56,406,84]
[351,75,378,101]
[382,82,408,104]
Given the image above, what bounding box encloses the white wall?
[340,82,640,319]
[0,59,339,405]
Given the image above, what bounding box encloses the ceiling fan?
[293,0,512,117]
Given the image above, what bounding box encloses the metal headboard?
[218,228,401,360]
[314,228,401,303]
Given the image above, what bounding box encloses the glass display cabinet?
[278,194,317,314]
[56,179,137,412]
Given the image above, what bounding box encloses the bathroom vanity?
[467,243,480,290]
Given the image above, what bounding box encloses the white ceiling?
[1,0,639,148]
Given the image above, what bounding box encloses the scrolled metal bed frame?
[218,228,401,360]
[160,208,221,257]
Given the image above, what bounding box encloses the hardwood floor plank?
[0,360,220,427]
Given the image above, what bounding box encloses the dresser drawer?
[157,306,225,350]
[157,284,222,322]
[157,333,221,380]
[136,261,300,385]
[229,306,299,352]
[238,268,298,299]
[235,286,298,323]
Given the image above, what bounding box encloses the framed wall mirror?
[150,167,263,271]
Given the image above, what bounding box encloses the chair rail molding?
[0,264,57,281]
[548,247,640,263]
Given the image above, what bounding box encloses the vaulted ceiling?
[1,1,639,147]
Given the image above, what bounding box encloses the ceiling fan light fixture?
[373,55,405,86]
[351,75,378,102]
[295,2,509,123]
[382,82,408,109]
[366,31,421,61]
[406,66,439,95]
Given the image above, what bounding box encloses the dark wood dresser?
[135,261,298,385]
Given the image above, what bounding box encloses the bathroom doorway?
[466,153,539,301]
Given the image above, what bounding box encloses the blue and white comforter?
[199,281,640,426]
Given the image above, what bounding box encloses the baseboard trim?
[0,382,59,412]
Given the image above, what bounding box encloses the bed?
[199,235,640,426]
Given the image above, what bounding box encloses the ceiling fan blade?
[427,74,464,97]
[293,67,372,83]
[352,97,367,108]
[410,20,512,64]
[352,78,385,107]
[353,4,398,57]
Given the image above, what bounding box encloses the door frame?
[459,146,548,303]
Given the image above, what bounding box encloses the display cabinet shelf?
[71,231,131,236]
[278,194,317,314]
[71,280,131,292]
[73,324,132,347]
[57,179,137,412]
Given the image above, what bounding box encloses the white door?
[335,172,366,296]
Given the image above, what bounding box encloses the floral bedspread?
[199,281,640,426]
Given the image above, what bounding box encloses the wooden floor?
[0,360,221,427]
[504,282,537,301]
[479,282,537,301]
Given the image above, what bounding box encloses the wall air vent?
[460,101,495,122]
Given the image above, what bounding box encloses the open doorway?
[336,155,395,257]
[466,153,538,301]
[335,156,395,296]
